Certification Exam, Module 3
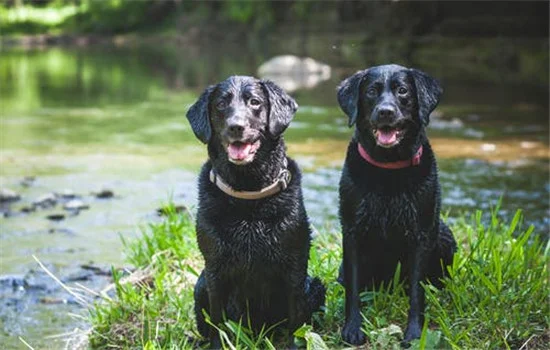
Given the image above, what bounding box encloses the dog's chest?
[214,218,289,267]
[357,190,427,239]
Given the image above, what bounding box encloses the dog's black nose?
[228,123,245,135]
[378,107,395,119]
[374,105,396,124]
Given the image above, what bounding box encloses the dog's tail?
[305,276,326,316]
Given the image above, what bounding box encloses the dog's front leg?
[286,266,307,350]
[205,270,224,349]
[403,239,432,344]
[341,235,366,345]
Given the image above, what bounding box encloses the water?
[0,32,548,348]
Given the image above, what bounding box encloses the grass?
[87,203,549,349]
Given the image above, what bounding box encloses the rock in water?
[257,55,331,92]
[63,199,90,211]
[0,188,21,203]
[58,189,77,199]
[46,214,65,221]
[93,189,114,199]
[33,193,57,208]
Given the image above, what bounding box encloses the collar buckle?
[278,169,291,191]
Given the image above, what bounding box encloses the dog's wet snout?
[226,116,247,137]
[373,104,397,125]
[228,123,244,134]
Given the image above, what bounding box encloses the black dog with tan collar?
[186,76,325,349]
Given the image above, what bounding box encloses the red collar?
[357,143,423,169]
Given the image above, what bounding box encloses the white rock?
[257,55,331,92]
[63,199,89,211]
[33,193,57,207]
[59,189,77,199]
[0,188,20,202]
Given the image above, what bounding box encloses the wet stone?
[157,204,189,217]
[63,199,89,211]
[1,188,21,203]
[46,214,65,221]
[33,193,57,208]
[0,275,27,290]
[80,263,112,276]
[63,270,94,283]
[58,189,78,199]
[20,206,36,213]
[93,189,114,199]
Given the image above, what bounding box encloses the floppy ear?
[337,70,367,127]
[261,80,298,137]
[186,85,215,144]
[409,69,443,126]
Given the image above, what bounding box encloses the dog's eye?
[249,98,261,107]
[397,86,408,95]
[216,100,228,110]
[366,88,378,98]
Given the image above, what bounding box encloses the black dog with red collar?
[336,64,457,346]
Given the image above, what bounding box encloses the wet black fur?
[336,65,457,345]
[186,76,325,348]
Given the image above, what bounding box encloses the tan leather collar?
[209,160,292,200]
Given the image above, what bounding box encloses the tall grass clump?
[89,203,202,348]
[88,204,548,349]
[425,209,549,349]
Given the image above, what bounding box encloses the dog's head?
[337,64,442,149]
[186,76,298,165]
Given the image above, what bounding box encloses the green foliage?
[89,204,201,349]
[68,0,170,34]
[0,4,78,34]
[425,209,549,349]
[121,202,199,268]
[89,206,549,349]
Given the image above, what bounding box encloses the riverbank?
[78,204,548,349]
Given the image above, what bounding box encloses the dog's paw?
[287,336,298,350]
[401,323,422,346]
[209,335,222,349]
[341,319,366,345]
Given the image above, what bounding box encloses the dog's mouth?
[373,127,404,148]
[226,140,261,165]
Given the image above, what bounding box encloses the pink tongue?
[377,129,398,145]
[227,143,252,160]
